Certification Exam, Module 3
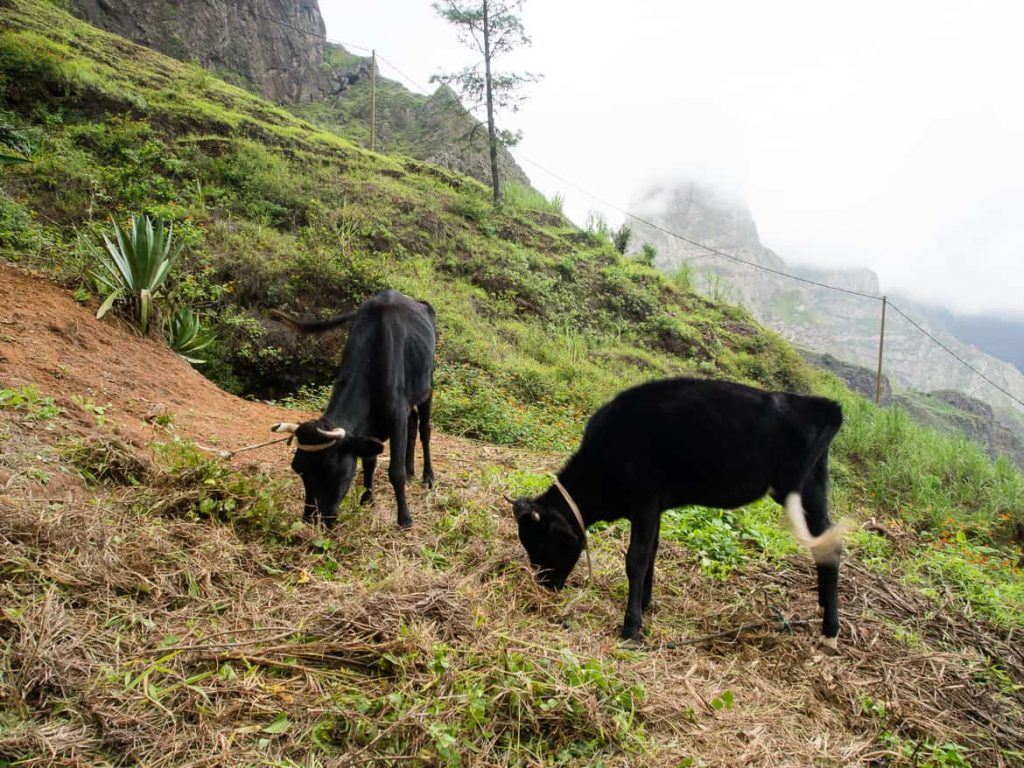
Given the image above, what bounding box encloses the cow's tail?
[785,493,852,564]
[271,309,358,334]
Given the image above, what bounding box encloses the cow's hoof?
[423,471,435,488]
[359,490,374,505]
[397,516,413,530]
[818,634,839,652]
[620,623,642,642]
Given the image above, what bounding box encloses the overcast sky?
[319,1,1024,318]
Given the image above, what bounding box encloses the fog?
[320,0,1024,318]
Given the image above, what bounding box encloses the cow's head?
[510,495,583,590]
[271,420,384,526]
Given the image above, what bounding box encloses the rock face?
[628,180,1024,465]
[70,0,330,103]
[388,86,530,189]
[895,390,1024,469]
[799,349,892,405]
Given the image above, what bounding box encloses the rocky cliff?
[70,0,331,103]
[628,181,1024,463]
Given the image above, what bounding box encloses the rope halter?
[551,475,592,580]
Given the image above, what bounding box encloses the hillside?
[64,0,533,189]
[3,2,1024,764]
[627,181,1024,462]
[0,0,812,452]
[69,0,331,103]
[801,349,1024,469]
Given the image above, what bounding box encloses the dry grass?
[2,406,1024,767]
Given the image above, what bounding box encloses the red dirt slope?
[0,263,300,457]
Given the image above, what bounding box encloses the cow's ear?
[513,498,541,523]
[345,436,385,458]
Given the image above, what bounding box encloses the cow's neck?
[548,459,607,529]
[322,375,373,436]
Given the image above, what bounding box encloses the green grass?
[502,181,564,216]
[821,377,1024,543]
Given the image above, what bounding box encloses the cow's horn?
[271,422,300,434]
[317,427,347,439]
[503,494,515,504]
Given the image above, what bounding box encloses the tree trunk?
[482,0,501,205]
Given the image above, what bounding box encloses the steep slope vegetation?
[0,0,809,455]
[288,45,532,190]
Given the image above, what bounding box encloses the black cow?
[510,377,848,645]
[271,290,436,528]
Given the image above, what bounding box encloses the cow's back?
[574,378,838,508]
[337,290,436,410]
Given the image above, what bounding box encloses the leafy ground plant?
[166,307,215,364]
[0,385,62,420]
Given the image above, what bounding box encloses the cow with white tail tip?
[509,377,850,646]
[271,289,436,529]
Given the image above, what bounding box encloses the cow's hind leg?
[622,510,659,640]
[804,455,840,646]
[359,455,377,505]
[418,393,435,488]
[774,452,841,646]
[405,407,418,481]
[642,526,659,612]
[388,413,413,528]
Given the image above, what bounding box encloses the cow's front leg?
[359,455,377,505]
[389,415,412,528]
[405,408,418,481]
[418,394,435,488]
[622,512,659,640]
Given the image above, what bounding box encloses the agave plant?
[91,214,183,334]
[166,307,215,364]
[0,151,31,166]
[0,124,33,166]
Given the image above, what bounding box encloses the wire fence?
[243,11,1024,413]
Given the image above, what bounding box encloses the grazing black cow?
[271,290,436,528]
[510,377,847,645]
